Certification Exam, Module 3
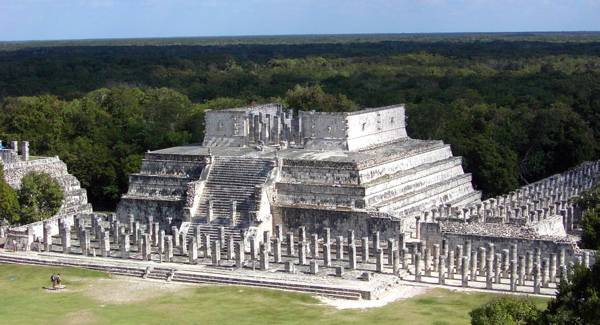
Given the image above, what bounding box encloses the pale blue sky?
[1,0,599,41]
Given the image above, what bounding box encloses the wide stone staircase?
[187,157,275,240]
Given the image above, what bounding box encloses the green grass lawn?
[0,264,549,325]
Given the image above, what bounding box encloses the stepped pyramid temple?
[116,104,481,240]
[2,104,599,299]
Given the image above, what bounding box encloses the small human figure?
[56,273,62,287]
[50,273,57,289]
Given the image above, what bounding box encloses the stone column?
[250,237,258,261]
[194,225,202,245]
[275,224,283,242]
[208,200,214,222]
[159,230,165,254]
[218,227,225,247]
[432,244,440,272]
[557,248,565,278]
[349,242,357,270]
[415,216,421,239]
[323,243,332,267]
[44,225,52,252]
[398,233,405,251]
[455,245,463,274]
[494,253,502,284]
[181,232,188,256]
[310,260,319,274]
[510,261,517,292]
[274,238,282,263]
[424,248,432,276]
[298,241,307,265]
[403,248,410,270]
[61,225,71,253]
[533,263,541,294]
[413,252,421,281]
[112,220,120,245]
[518,255,526,286]
[461,256,469,287]
[393,249,400,274]
[189,238,198,264]
[152,223,160,246]
[101,231,110,257]
[448,250,455,279]
[286,232,294,256]
[299,226,306,243]
[311,234,319,258]
[361,237,369,263]
[376,249,384,273]
[225,235,234,260]
[121,234,130,259]
[260,244,269,271]
[438,256,446,284]
[211,240,221,266]
[549,253,557,283]
[526,251,533,280]
[372,232,380,252]
[387,239,395,267]
[235,242,244,268]
[81,230,90,256]
[464,240,472,262]
[203,234,211,258]
[166,236,173,262]
[323,228,331,246]
[141,234,151,261]
[336,236,344,261]
[542,258,549,287]
[263,231,271,253]
[171,226,180,247]
[486,257,493,289]
[478,247,486,276]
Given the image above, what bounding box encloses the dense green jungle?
[1,33,599,211]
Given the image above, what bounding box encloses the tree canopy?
[1,38,599,209]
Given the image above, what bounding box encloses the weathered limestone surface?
[114,103,480,241]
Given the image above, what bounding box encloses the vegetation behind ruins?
[0,33,599,210]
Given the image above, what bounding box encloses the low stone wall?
[277,206,401,239]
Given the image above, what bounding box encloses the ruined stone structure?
[116,103,481,241]
[0,140,92,249]
[1,107,599,301]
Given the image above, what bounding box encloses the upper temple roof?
[202,103,408,151]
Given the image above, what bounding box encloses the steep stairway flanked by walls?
[187,157,275,239]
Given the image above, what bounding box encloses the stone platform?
[0,249,398,300]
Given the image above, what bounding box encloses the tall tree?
[0,163,20,224]
[17,172,64,224]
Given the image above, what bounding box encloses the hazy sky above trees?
[0,0,599,41]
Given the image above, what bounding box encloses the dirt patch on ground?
[81,276,195,304]
[318,284,429,309]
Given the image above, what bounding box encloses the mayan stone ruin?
[1,104,599,300]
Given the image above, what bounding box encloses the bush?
[540,260,600,324]
[470,297,541,325]
[17,172,64,224]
